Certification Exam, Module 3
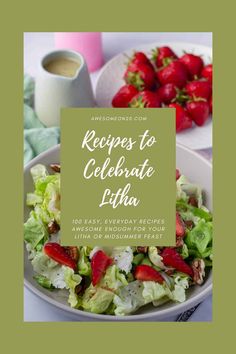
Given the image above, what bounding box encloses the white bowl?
[24,144,212,321]
[95,42,212,151]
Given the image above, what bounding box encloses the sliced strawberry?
[91,250,113,286]
[176,212,185,237]
[44,243,77,270]
[134,264,164,284]
[161,248,193,277]
[63,246,79,262]
[176,169,180,180]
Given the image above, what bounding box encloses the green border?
[1,0,235,351]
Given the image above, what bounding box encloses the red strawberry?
[161,248,193,277]
[169,103,192,132]
[134,265,164,284]
[129,51,153,67]
[176,169,180,180]
[185,80,212,100]
[176,212,185,237]
[157,60,188,89]
[157,83,188,105]
[112,85,139,107]
[63,246,79,262]
[157,83,177,104]
[209,96,212,114]
[201,64,213,83]
[179,53,204,79]
[152,46,178,67]
[129,91,161,108]
[124,62,156,91]
[186,100,210,126]
[44,243,77,270]
[91,250,113,286]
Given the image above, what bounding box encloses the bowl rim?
[24,143,212,321]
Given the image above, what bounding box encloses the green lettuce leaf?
[148,246,165,269]
[82,285,114,314]
[31,252,66,289]
[100,265,128,291]
[24,211,48,249]
[176,175,203,207]
[33,274,54,290]
[185,219,213,258]
[142,281,171,303]
[42,178,61,225]
[64,267,82,308]
[30,164,48,184]
[114,281,145,315]
[78,247,91,276]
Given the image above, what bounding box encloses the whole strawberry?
[129,91,161,108]
[169,103,192,132]
[152,46,178,67]
[201,64,213,83]
[161,247,193,277]
[185,80,212,100]
[112,84,139,107]
[157,83,188,105]
[157,60,188,89]
[186,100,210,126]
[157,83,177,104]
[124,62,156,91]
[179,53,204,79]
[129,51,153,67]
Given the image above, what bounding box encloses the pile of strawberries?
[112,46,213,132]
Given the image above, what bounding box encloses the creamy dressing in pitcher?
[44,57,80,78]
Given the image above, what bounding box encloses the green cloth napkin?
[24,75,60,165]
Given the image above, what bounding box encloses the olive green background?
[1,0,235,352]
[61,108,175,245]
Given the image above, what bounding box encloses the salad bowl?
[24,143,212,321]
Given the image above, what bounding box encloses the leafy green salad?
[24,164,212,316]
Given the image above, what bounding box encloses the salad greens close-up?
[24,164,212,316]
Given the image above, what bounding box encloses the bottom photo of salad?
[24,164,212,316]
